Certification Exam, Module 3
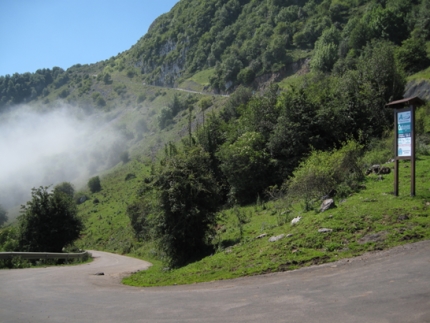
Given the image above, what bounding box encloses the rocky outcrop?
[404,79,430,101]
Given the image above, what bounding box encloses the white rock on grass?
[291,216,302,225]
[318,228,333,233]
[269,234,285,242]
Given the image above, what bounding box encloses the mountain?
[2,0,430,110]
[1,0,430,277]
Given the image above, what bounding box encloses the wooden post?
[411,105,416,196]
[386,97,424,197]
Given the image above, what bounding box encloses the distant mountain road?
[1,242,430,323]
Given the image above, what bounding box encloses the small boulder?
[291,216,301,225]
[77,195,88,204]
[397,214,409,221]
[379,166,391,174]
[320,199,336,212]
[318,228,333,233]
[269,234,285,242]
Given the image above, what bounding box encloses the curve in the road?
[1,242,430,323]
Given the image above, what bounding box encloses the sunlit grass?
[122,155,430,287]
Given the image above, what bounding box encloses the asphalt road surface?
[1,241,430,323]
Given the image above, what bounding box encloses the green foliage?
[158,94,189,129]
[18,186,83,252]
[126,199,153,241]
[197,97,212,111]
[287,140,364,205]
[356,40,405,102]
[103,73,112,84]
[58,88,69,99]
[135,118,148,134]
[158,107,173,129]
[396,37,430,74]
[0,227,18,251]
[219,85,253,121]
[88,176,102,193]
[54,182,75,199]
[92,92,106,107]
[126,68,136,78]
[310,26,341,73]
[218,132,273,204]
[148,145,221,267]
[0,67,64,109]
[0,204,8,227]
[125,155,430,287]
[237,67,255,85]
[137,93,146,103]
[114,83,127,96]
[359,136,394,168]
[120,151,130,164]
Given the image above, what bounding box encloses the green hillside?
[1,0,430,283]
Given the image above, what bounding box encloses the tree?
[88,176,102,193]
[54,182,75,199]
[310,26,341,73]
[18,186,83,252]
[218,132,273,204]
[0,204,8,227]
[151,146,221,267]
[120,151,130,164]
[103,73,112,85]
[396,37,430,74]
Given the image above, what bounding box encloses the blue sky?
[0,0,179,76]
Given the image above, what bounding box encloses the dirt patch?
[358,231,388,244]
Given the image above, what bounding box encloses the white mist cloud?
[0,104,128,208]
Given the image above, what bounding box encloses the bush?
[396,37,430,74]
[198,97,212,111]
[137,93,146,103]
[54,182,75,199]
[18,186,83,252]
[120,151,130,164]
[88,176,102,193]
[217,132,272,204]
[0,227,17,251]
[287,140,364,207]
[151,146,221,267]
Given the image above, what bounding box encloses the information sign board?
[397,111,412,157]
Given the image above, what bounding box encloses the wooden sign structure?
[386,96,424,196]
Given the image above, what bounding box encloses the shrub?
[18,186,83,252]
[88,176,102,193]
[287,140,364,207]
[198,97,212,111]
[120,151,130,164]
[137,93,146,103]
[151,146,221,267]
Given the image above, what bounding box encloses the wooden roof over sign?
[386,96,425,108]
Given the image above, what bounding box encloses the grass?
[185,69,215,87]
[122,156,430,287]
[407,66,430,83]
[0,253,93,270]
[24,56,430,286]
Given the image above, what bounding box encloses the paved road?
[1,242,430,323]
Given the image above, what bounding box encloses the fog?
[0,104,129,209]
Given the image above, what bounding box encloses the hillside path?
[1,242,430,322]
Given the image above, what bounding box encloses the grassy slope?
[122,156,430,286]
[27,46,429,286]
[70,65,430,287]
